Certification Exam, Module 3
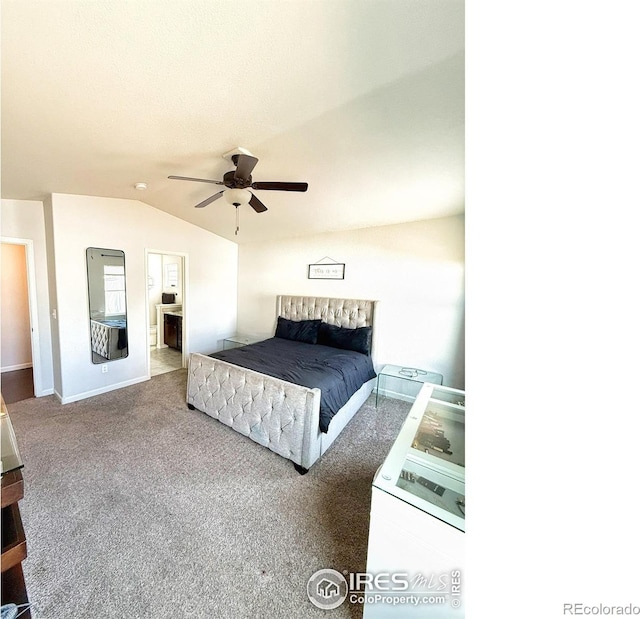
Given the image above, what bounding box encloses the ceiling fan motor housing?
[223,170,251,188]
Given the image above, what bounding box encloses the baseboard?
[1,362,33,373]
[59,375,150,405]
[35,388,55,397]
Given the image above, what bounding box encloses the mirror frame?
[86,247,129,364]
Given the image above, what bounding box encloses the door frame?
[144,249,188,378]
[1,237,44,396]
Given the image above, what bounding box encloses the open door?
[1,239,43,401]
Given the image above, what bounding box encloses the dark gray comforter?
[210,337,376,432]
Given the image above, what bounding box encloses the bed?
[90,318,128,360]
[186,295,378,473]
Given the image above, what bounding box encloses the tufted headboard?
[276,295,378,355]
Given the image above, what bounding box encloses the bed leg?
[187,403,195,410]
[293,463,309,475]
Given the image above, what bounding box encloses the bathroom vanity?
[155,303,182,349]
[164,312,182,351]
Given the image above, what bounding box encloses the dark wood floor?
[1,368,34,404]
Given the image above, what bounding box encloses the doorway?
[146,251,186,377]
[1,239,42,403]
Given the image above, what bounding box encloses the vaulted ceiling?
[1,0,464,244]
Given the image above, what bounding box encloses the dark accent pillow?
[317,322,372,355]
[274,317,322,344]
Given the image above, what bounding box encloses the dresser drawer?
[1,502,27,573]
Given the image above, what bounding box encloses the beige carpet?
[6,369,411,619]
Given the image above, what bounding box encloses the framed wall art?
[308,262,345,280]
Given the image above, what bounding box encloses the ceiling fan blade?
[168,175,224,185]
[233,154,259,181]
[194,191,224,208]
[249,193,268,213]
[251,181,308,192]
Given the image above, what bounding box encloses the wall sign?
[308,262,345,280]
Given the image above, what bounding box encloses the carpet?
[6,369,411,618]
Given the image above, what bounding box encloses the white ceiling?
[1,0,464,244]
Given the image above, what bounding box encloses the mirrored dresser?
[1,395,31,617]
[364,383,465,618]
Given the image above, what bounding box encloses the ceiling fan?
[168,150,308,213]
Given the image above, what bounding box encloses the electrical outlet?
[101,365,108,373]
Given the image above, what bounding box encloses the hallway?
[1,368,34,404]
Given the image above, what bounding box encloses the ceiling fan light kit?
[169,148,308,234]
[224,188,251,206]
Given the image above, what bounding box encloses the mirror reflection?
[86,247,128,363]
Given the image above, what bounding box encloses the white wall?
[48,193,238,403]
[1,199,55,393]
[237,216,465,389]
[1,243,32,371]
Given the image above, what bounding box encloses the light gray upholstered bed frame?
[186,295,377,473]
